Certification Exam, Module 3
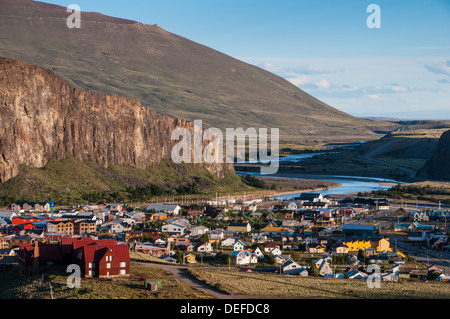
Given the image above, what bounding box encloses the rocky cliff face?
[418,130,450,181]
[0,57,228,183]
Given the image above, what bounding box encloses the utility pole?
[49,282,54,299]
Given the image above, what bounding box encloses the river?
[236,151,404,200]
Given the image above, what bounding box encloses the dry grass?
[189,269,450,299]
[129,251,173,264]
[0,263,212,299]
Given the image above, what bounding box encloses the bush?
[241,175,267,189]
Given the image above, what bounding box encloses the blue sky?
[45,0,450,119]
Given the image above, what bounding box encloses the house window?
[88,270,95,276]
[89,263,95,268]
[107,263,111,269]
[120,269,127,275]
[120,262,126,268]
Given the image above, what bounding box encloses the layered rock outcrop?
[418,130,450,181]
[0,57,228,183]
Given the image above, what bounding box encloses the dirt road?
[363,138,420,181]
[134,262,262,299]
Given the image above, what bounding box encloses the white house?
[270,247,282,256]
[232,250,258,265]
[107,222,129,234]
[252,247,264,259]
[147,204,181,215]
[221,238,236,247]
[345,269,368,280]
[196,242,213,253]
[252,234,268,244]
[190,226,209,238]
[281,260,308,276]
[209,229,224,241]
[170,218,191,228]
[161,223,187,236]
[313,258,333,276]
[298,193,325,203]
[233,240,245,251]
[275,254,291,264]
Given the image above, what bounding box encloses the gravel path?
[134,262,253,299]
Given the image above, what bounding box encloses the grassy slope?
[0,0,398,143]
[0,155,246,206]
[189,269,450,299]
[0,263,213,299]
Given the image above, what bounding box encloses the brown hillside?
[0,0,398,143]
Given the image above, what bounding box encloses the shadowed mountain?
[0,0,398,143]
[419,130,450,181]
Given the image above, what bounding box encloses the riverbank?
[236,170,401,199]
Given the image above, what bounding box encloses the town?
[1,192,449,292]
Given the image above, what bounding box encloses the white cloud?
[287,75,312,86]
[425,60,450,76]
[315,79,331,89]
[367,94,382,101]
[391,85,408,92]
[240,56,450,118]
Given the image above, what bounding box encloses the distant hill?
[0,0,397,143]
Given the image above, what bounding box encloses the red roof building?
[19,238,130,278]
[74,243,130,278]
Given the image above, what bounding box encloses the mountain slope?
[0,0,397,143]
[0,56,228,183]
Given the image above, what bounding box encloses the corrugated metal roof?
[343,224,375,230]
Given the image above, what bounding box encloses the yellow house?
[343,238,392,253]
[47,221,74,236]
[343,240,372,252]
[184,253,196,264]
[308,243,326,254]
[334,245,349,254]
[376,238,392,252]
[151,212,167,221]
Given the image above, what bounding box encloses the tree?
[173,248,183,264]
[198,232,209,243]
[308,263,320,276]
[266,254,275,265]
[357,249,366,262]
[428,271,441,281]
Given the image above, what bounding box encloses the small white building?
[232,250,258,265]
[146,204,181,215]
[161,223,187,236]
[190,226,209,238]
[270,247,282,256]
[281,260,308,276]
[221,238,236,247]
[233,240,245,251]
[196,242,213,253]
[209,229,225,241]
